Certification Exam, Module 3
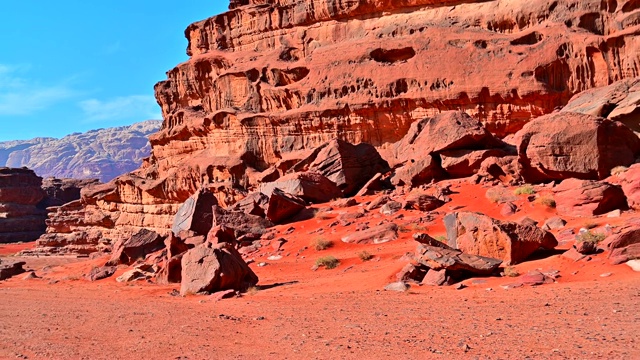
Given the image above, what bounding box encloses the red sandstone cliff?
[31,0,640,254]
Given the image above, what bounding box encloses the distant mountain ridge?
[0,120,162,182]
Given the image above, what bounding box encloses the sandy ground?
[1,181,639,359]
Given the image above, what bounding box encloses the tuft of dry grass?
[503,266,520,277]
[577,230,606,243]
[535,195,556,208]
[514,185,536,196]
[611,166,628,176]
[246,286,259,296]
[315,256,339,269]
[357,251,373,262]
[311,237,334,251]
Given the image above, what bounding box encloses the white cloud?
[0,64,77,116]
[79,95,161,123]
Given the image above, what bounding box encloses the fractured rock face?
[172,189,219,236]
[0,259,26,281]
[0,168,46,243]
[444,212,558,265]
[515,112,640,183]
[259,172,342,203]
[106,229,166,266]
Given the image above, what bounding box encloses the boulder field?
[6,0,640,292]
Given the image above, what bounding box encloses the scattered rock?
[520,270,554,286]
[542,217,566,231]
[421,269,452,286]
[229,192,269,217]
[331,198,357,208]
[500,202,518,216]
[384,282,409,292]
[415,244,502,276]
[396,263,427,283]
[402,193,445,212]
[171,189,219,236]
[626,260,640,272]
[380,201,402,216]
[86,266,117,281]
[366,195,391,211]
[341,223,399,244]
[0,259,26,280]
[602,227,640,264]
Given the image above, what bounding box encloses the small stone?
[626,260,640,272]
[267,255,283,261]
[384,282,409,292]
[599,272,612,277]
[257,262,268,267]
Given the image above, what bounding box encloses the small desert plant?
[535,195,556,208]
[577,230,606,243]
[246,286,259,296]
[315,256,340,269]
[514,185,536,196]
[503,266,520,277]
[311,237,334,251]
[398,224,411,233]
[611,166,628,176]
[357,251,373,262]
[435,235,448,243]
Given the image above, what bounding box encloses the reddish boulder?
[301,139,389,196]
[515,112,640,183]
[421,269,453,286]
[341,223,399,244]
[561,78,640,131]
[86,266,117,281]
[612,164,640,210]
[390,155,444,187]
[396,263,427,284]
[553,179,627,217]
[602,228,640,265]
[0,259,26,280]
[444,212,558,265]
[211,205,274,238]
[0,168,47,243]
[106,229,166,266]
[40,178,101,208]
[440,149,508,178]
[229,192,269,217]
[258,172,342,203]
[402,193,444,212]
[180,242,259,296]
[266,188,306,224]
[171,189,219,236]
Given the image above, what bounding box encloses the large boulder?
[602,228,640,265]
[390,111,504,186]
[229,192,269,217]
[553,179,627,217]
[258,172,342,203]
[211,205,274,238]
[265,188,306,224]
[611,164,640,210]
[561,78,640,131]
[295,139,389,196]
[392,111,502,165]
[444,212,558,265]
[0,167,47,243]
[171,189,219,236]
[106,229,166,266]
[515,112,640,183]
[180,242,259,296]
[0,259,26,280]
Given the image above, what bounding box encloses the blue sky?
[0,1,227,141]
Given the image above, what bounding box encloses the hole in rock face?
[473,40,488,49]
[269,67,310,86]
[601,0,618,12]
[370,47,416,64]
[534,59,571,92]
[510,32,544,45]
[279,47,302,62]
[622,0,640,12]
[578,13,605,35]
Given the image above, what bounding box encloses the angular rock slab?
[106,229,166,266]
[341,223,399,244]
[602,227,640,265]
[0,259,26,280]
[211,205,274,238]
[259,172,342,204]
[266,188,306,224]
[444,212,558,265]
[172,189,219,236]
[180,242,259,296]
[415,244,502,276]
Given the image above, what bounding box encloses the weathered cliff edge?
[34,0,640,254]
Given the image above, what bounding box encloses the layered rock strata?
[0,168,46,243]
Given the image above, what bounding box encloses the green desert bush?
[357,251,373,262]
[514,185,536,196]
[577,231,606,243]
[311,237,334,251]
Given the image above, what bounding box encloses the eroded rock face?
[516,112,640,183]
[40,178,101,208]
[29,0,640,253]
[0,168,46,243]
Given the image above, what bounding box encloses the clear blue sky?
[0,1,227,141]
